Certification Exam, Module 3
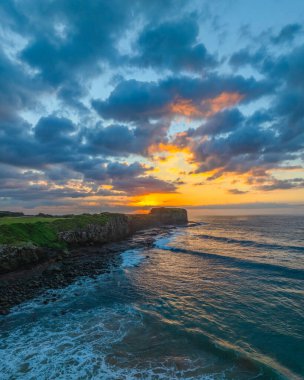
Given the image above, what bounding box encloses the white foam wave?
[121,249,145,268]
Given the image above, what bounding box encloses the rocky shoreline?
[0,208,188,274]
[0,226,179,314]
[0,208,188,314]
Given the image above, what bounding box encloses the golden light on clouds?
[133,195,162,207]
[169,98,202,117]
[148,142,193,160]
[168,92,243,119]
[202,92,244,116]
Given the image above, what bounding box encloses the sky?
[0,0,304,215]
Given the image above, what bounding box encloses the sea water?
[0,215,303,379]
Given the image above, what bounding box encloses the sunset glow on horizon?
[0,0,303,214]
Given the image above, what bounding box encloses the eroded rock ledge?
[0,208,188,274]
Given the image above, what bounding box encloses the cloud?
[229,48,266,69]
[271,23,302,45]
[228,188,248,195]
[0,47,42,121]
[133,16,216,73]
[110,176,177,196]
[192,108,245,136]
[106,162,149,178]
[255,178,304,191]
[173,39,304,184]
[92,74,272,123]
[0,157,176,208]
[186,115,276,174]
[84,121,169,157]
[0,3,303,210]
[35,115,76,143]
[186,202,304,210]
[0,0,185,110]
[173,100,303,182]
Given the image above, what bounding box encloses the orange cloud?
[169,98,202,117]
[202,92,244,116]
[168,92,243,119]
[148,142,191,156]
[147,142,195,169]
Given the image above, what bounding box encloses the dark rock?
[43,263,63,275]
[0,245,48,274]
[128,208,188,232]
[58,214,130,246]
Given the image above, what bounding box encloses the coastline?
[1,216,302,380]
[0,224,180,314]
[0,208,188,313]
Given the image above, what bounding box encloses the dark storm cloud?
[13,0,130,109]
[175,100,303,180]
[0,0,185,110]
[84,121,169,156]
[110,176,177,196]
[192,123,274,174]
[271,23,302,45]
[106,162,148,179]
[133,16,216,73]
[229,48,266,69]
[35,115,76,143]
[0,160,177,206]
[68,159,175,196]
[0,114,83,168]
[178,34,304,182]
[92,74,272,122]
[230,39,304,92]
[192,109,245,136]
[0,47,42,121]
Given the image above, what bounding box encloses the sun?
[133,195,161,207]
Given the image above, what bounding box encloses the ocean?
[0,215,303,379]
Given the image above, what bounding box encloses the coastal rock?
[0,245,49,274]
[128,208,188,232]
[149,207,188,224]
[0,208,188,275]
[43,263,63,275]
[58,213,130,245]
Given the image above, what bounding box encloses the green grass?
[0,214,112,248]
[0,216,65,225]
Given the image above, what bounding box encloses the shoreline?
[0,225,179,314]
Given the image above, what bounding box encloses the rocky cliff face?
[149,207,188,224]
[0,208,188,274]
[0,245,59,274]
[58,208,188,245]
[58,213,130,245]
[128,207,188,232]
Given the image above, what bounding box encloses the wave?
[136,307,300,380]
[121,249,145,268]
[155,241,304,279]
[198,234,304,252]
[173,324,300,380]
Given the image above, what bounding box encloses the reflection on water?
[0,216,303,379]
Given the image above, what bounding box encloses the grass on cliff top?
[0,216,65,225]
[0,213,112,248]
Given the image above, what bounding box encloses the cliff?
[128,207,188,231]
[58,213,130,245]
[0,208,187,274]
